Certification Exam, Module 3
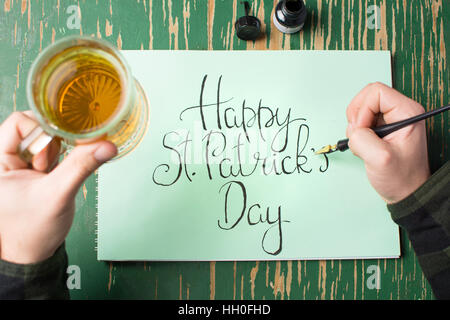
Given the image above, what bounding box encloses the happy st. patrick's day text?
[152,75,329,255]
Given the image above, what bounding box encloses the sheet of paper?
[98,50,400,261]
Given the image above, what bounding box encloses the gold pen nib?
[315,144,337,155]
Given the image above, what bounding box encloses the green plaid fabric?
[0,243,69,300]
[388,160,450,300]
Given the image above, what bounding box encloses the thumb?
[348,127,392,168]
[49,141,117,198]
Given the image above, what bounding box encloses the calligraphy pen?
[315,104,450,155]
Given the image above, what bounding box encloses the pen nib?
[315,144,337,155]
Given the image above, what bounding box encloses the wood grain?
[0,0,448,299]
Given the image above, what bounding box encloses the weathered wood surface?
[0,0,448,299]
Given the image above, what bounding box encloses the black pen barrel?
[374,104,450,138]
[335,104,449,153]
[337,139,349,151]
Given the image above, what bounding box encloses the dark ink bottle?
[272,0,307,34]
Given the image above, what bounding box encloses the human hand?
[346,82,430,204]
[0,111,117,264]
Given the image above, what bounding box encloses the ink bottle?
[273,0,307,34]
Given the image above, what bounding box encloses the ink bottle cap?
[273,0,307,34]
[235,1,261,41]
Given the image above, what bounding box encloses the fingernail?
[94,143,117,163]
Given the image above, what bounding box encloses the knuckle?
[3,111,36,130]
[412,103,425,115]
[74,155,96,177]
[372,81,385,88]
[347,139,360,158]
[349,127,364,139]
[402,100,425,118]
[8,111,25,122]
[346,106,353,119]
[345,126,351,138]
[367,81,386,92]
[378,148,392,166]
[0,112,22,130]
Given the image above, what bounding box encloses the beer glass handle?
[17,125,56,163]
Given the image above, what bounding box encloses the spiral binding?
[94,171,99,252]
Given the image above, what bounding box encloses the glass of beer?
[19,36,149,162]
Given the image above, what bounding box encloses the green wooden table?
[1,0,448,299]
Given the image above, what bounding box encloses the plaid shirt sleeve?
[0,243,70,300]
[388,160,450,300]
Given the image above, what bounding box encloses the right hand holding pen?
[346,82,430,204]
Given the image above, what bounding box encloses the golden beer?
[21,36,149,161]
